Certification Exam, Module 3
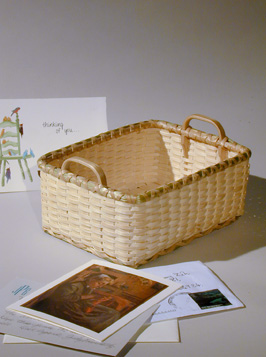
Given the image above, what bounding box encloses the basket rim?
[37,119,251,204]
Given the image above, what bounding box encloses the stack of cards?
[0,261,245,355]
[1,260,181,356]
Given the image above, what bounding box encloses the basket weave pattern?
[38,118,251,267]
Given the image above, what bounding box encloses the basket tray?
[38,114,251,267]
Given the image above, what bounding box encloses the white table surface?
[0,174,265,357]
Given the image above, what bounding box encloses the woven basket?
[37,114,251,267]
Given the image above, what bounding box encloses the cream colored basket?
[37,114,251,267]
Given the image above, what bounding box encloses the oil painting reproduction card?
[142,261,244,323]
[0,97,107,192]
[0,278,158,356]
[7,260,181,342]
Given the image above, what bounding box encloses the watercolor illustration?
[0,107,34,186]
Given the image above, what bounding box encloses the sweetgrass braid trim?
[37,120,251,204]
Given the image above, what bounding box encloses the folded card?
[142,261,244,323]
[0,278,158,356]
[0,97,107,192]
[7,259,181,342]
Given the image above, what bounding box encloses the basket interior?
[48,128,237,195]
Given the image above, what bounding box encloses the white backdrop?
[0,0,265,177]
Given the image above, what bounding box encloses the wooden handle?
[182,114,226,139]
[181,114,228,160]
[61,156,107,186]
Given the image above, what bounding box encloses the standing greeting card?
[0,98,107,192]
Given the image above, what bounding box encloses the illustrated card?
[0,97,107,192]
[142,261,244,322]
[7,260,181,342]
[0,278,158,356]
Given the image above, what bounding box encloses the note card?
[142,261,244,323]
[0,97,107,192]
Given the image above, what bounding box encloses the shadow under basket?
[37,114,251,267]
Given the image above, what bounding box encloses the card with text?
[142,261,244,322]
[0,98,107,192]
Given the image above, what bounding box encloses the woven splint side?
[40,157,249,267]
